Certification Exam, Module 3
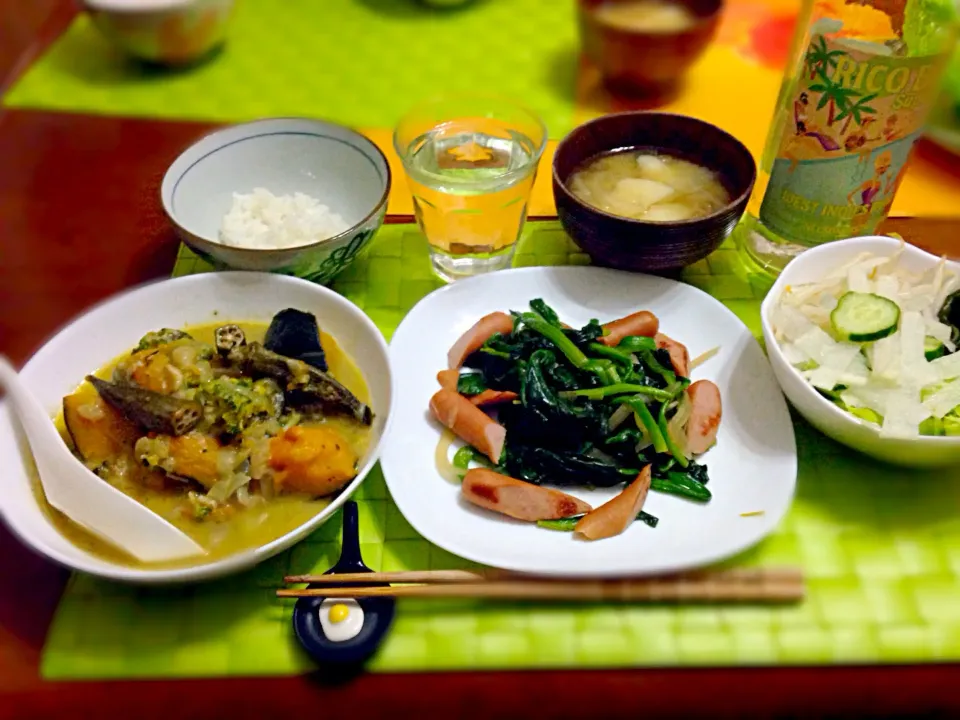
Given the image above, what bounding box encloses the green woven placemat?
[4,0,578,135]
[41,223,960,679]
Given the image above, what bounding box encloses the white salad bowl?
[0,273,394,584]
[760,235,960,468]
[161,118,390,285]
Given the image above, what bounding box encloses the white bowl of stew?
[0,272,393,584]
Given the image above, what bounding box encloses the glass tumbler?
[394,94,547,282]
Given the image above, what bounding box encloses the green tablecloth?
[5,0,579,135]
[40,223,960,679]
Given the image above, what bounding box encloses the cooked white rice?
[218,188,349,250]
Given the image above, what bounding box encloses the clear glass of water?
[394,94,547,282]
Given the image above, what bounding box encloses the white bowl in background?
[83,0,235,65]
[760,235,960,468]
[0,273,394,584]
[161,118,390,285]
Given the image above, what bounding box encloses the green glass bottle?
[736,0,958,277]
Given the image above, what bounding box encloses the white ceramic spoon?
[0,356,206,563]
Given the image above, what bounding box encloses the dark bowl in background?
[552,111,757,272]
[577,0,723,94]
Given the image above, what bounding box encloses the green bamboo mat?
[4,0,579,135]
[41,223,960,679]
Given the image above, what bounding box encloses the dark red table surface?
[3,3,960,717]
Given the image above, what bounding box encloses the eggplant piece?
[263,308,328,371]
[226,342,372,425]
[215,324,247,356]
[86,375,203,436]
[297,351,328,371]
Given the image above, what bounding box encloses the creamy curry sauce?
[38,321,372,569]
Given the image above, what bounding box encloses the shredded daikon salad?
[771,243,960,439]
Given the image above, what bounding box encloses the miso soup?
[594,0,699,33]
[569,150,730,222]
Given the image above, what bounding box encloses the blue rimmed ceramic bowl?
[161,118,390,285]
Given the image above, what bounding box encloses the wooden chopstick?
[285,569,494,584]
[277,567,804,603]
[285,567,800,585]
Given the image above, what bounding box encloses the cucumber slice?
[850,406,883,426]
[920,416,944,436]
[830,292,900,342]
[944,414,960,436]
[924,336,946,361]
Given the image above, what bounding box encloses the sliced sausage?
[655,332,690,378]
[599,311,659,347]
[575,466,652,540]
[447,312,514,369]
[462,469,592,521]
[686,380,722,455]
[429,389,506,464]
[469,389,519,407]
[437,369,460,391]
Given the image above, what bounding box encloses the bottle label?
[759,34,944,244]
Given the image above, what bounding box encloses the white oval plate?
[381,266,797,577]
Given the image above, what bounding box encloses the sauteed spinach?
[458,299,712,503]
